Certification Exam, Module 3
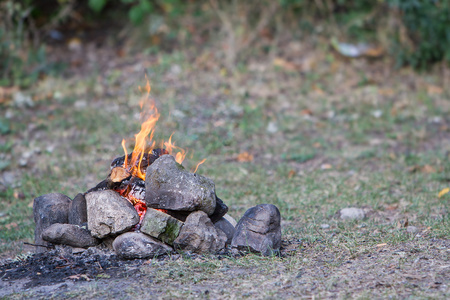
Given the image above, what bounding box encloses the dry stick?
[24,242,54,249]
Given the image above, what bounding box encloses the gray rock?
[113,232,172,259]
[406,226,419,233]
[231,204,281,256]
[173,211,227,253]
[145,155,216,215]
[140,208,184,245]
[339,207,365,220]
[42,223,100,248]
[209,196,228,223]
[85,190,140,239]
[33,193,72,253]
[69,193,87,225]
[223,214,237,227]
[214,217,236,245]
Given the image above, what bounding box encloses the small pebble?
[340,207,365,220]
[406,226,418,233]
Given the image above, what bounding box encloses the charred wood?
[110,148,169,171]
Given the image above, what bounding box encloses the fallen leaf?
[300,109,313,116]
[408,165,435,174]
[288,170,296,178]
[5,222,17,230]
[378,88,395,97]
[427,85,443,95]
[438,188,449,198]
[321,164,332,170]
[311,84,325,95]
[421,165,435,174]
[364,45,385,57]
[236,152,253,162]
[386,204,398,211]
[273,58,297,71]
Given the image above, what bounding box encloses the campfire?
[32,80,282,259]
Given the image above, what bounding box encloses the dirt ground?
[1,29,449,298]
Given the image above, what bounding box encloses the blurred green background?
[1,0,450,88]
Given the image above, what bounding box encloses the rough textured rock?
[140,208,184,245]
[209,196,228,223]
[85,190,140,239]
[113,232,172,259]
[339,207,365,220]
[33,193,72,253]
[214,217,236,245]
[42,223,100,248]
[173,211,227,253]
[145,155,216,215]
[68,193,87,225]
[231,204,281,256]
[223,213,237,227]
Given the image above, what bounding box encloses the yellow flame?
[120,77,191,180]
[164,134,186,164]
[192,158,207,173]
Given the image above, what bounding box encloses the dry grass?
[0,37,449,298]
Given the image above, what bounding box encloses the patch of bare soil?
[1,239,448,298]
[0,247,147,297]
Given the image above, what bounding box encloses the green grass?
[0,49,449,298]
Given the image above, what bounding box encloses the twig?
[24,242,54,249]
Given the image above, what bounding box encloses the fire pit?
[32,81,282,259]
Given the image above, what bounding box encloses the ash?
[0,246,236,291]
[0,247,149,289]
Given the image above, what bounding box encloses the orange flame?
[121,78,189,180]
[192,158,207,173]
[164,134,186,165]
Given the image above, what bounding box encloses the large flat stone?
[113,232,172,259]
[231,204,281,256]
[140,208,184,245]
[145,155,216,215]
[173,211,227,253]
[33,193,72,253]
[42,223,100,248]
[85,190,139,239]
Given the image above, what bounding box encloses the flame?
[164,134,186,164]
[120,78,188,181]
[192,158,207,173]
[114,77,208,225]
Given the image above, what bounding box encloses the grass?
[0,45,449,298]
